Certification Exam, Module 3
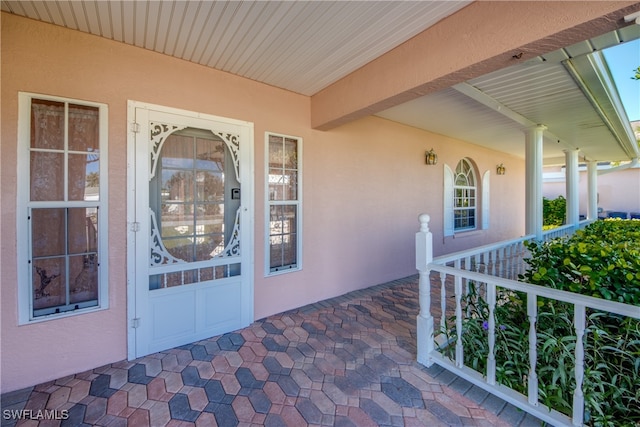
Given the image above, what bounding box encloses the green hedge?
[543,196,566,227]
[525,219,640,305]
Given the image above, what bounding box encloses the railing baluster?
[491,249,497,277]
[517,242,523,277]
[487,281,496,385]
[440,270,447,333]
[482,252,487,273]
[515,243,520,278]
[573,304,586,426]
[519,241,526,277]
[527,293,539,406]
[455,271,463,368]
[505,244,513,279]
[511,242,517,278]
[464,256,471,318]
[485,250,490,275]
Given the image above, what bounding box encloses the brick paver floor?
[1,276,542,426]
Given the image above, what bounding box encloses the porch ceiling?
[0,0,470,96]
[3,0,639,164]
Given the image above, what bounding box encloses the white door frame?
[126,100,254,360]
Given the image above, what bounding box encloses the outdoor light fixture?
[425,149,438,165]
[496,164,506,175]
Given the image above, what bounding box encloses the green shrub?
[524,219,640,305]
[543,196,566,227]
[442,219,640,426]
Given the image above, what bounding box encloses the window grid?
[156,132,227,263]
[453,159,477,231]
[266,133,301,275]
[18,93,108,322]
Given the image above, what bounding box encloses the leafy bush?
[442,219,640,426]
[524,219,640,305]
[543,196,566,227]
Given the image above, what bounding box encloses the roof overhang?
[565,52,639,160]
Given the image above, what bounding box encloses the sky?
[603,39,640,121]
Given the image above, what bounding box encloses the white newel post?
[416,214,434,366]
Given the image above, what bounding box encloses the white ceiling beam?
[624,10,640,24]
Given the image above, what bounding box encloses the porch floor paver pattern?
[1,276,542,426]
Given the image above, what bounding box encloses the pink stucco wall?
[1,13,526,392]
[544,167,640,217]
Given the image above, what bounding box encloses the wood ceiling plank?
[172,0,201,58]
[108,1,124,43]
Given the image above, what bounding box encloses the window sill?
[452,229,482,238]
[265,266,302,278]
[19,304,109,326]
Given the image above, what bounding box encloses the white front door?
[127,102,253,359]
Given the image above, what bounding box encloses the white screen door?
[128,102,253,358]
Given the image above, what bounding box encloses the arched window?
[453,158,477,231]
[444,158,489,236]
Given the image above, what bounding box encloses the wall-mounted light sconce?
[496,163,506,175]
[425,149,438,165]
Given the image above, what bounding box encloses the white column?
[525,125,546,240]
[416,214,434,367]
[564,149,580,228]
[587,161,598,220]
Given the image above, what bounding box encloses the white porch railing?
[541,219,598,242]
[578,218,596,229]
[541,223,575,242]
[433,233,534,280]
[415,214,640,427]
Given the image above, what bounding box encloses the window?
[266,133,301,275]
[445,158,486,235]
[148,127,241,288]
[453,158,477,231]
[17,93,108,322]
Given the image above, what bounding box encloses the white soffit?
[0,0,471,96]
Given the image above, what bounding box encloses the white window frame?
[482,170,490,230]
[16,92,109,324]
[444,158,489,236]
[265,132,302,276]
[453,158,477,231]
